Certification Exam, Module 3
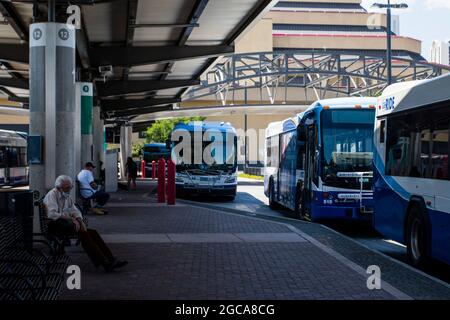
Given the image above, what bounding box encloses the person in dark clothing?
[99,161,106,185]
[125,157,138,191]
[43,175,128,272]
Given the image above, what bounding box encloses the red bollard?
[167,159,176,205]
[141,160,146,178]
[152,160,156,180]
[157,158,166,203]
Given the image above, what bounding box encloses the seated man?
[77,162,110,215]
[43,175,127,272]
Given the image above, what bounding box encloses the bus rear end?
[143,143,170,177]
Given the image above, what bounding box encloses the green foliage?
[145,117,205,143]
[132,142,144,157]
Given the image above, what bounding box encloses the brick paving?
[58,183,449,300]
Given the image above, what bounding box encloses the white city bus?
[264,98,377,221]
[373,73,450,267]
[0,129,28,187]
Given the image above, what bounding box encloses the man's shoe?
[90,207,105,215]
[113,259,128,270]
[94,205,109,214]
[103,259,128,273]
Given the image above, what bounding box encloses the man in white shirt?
[43,175,127,272]
[77,162,110,214]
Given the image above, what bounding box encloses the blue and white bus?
[264,98,377,221]
[374,73,450,267]
[170,122,238,199]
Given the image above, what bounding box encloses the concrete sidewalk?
[59,182,450,300]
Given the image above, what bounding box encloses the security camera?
[99,65,114,76]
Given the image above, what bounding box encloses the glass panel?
[321,109,375,180]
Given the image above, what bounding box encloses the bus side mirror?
[165,139,171,149]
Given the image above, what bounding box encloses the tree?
[132,142,144,158]
[145,117,205,143]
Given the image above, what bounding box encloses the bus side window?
[380,120,386,143]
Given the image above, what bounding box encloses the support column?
[119,125,132,179]
[29,23,76,198]
[78,82,93,168]
[93,105,104,178]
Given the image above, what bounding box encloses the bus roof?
[297,97,377,121]
[266,97,377,138]
[378,73,450,116]
[0,129,27,147]
[313,97,378,109]
[143,143,167,148]
[172,121,236,133]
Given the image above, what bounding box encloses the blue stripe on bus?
[373,150,450,265]
[373,148,411,201]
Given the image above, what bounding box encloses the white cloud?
[424,0,450,9]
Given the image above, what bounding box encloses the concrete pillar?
[119,125,132,179]
[93,106,104,178]
[78,82,93,168]
[74,84,81,177]
[29,23,76,199]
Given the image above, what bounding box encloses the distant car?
[143,143,170,177]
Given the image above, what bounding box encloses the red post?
[157,158,166,203]
[141,160,146,178]
[167,158,176,205]
[152,160,156,180]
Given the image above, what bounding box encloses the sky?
[360,0,450,59]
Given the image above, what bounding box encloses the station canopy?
[0,0,276,127]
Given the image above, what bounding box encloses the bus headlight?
[225,175,236,183]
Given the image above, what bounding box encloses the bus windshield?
[321,109,375,181]
[172,132,237,173]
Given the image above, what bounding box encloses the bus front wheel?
[406,205,429,269]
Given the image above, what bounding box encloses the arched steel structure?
[183,50,450,105]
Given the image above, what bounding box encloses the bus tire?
[406,205,429,269]
[269,179,279,210]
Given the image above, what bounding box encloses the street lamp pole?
[372,1,408,86]
[386,0,392,85]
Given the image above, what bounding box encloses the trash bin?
[0,190,34,249]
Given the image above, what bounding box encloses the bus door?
[303,124,317,211]
[279,131,297,208]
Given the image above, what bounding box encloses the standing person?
[43,175,127,272]
[125,157,138,191]
[77,162,110,214]
[98,160,106,185]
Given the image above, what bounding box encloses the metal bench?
[0,214,69,300]
[76,180,96,215]
[35,199,87,249]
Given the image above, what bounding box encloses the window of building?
[138,131,147,139]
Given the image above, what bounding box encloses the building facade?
[167,0,426,169]
[430,40,450,66]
